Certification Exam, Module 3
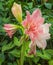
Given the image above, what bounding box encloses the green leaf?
[36,50,51,60]
[0,2,4,10]
[9,49,20,58]
[1,40,7,46]
[2,17,10,23]
[32,57,40,64]
[44,3,52,9]
[6,0,14,8]
[48,60,53,65]
[28,2,33,9]
[14,37,20,47]
[46,49,53,56]
[0,25,4,33]
[13,62,17,65]
[0,53,5,65]
[2,42,15,52]
[8,63,13,65]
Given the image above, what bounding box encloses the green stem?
[17,25,24,34]
[20,35,27,65]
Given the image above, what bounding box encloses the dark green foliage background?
[0,0,53,65]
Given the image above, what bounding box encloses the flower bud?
[4,24,18,38]
[12,2,22,22]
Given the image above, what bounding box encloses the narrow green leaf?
[14,37,20,46]
[32,57,40,64]
[13,62,17,65]
[36,50,51,60]
[14,36,24,47]
[46,49,53,56]
[9,49,20,57]
[44,3,52,9]
[8,63,13,65]
[2,42,15,52]
[0,53,5,65]
[0,2,4,10]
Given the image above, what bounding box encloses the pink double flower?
[22,9,51,54]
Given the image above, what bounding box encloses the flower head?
[22,9,51,55]
[11,2,22,22]
[4,24,18,38]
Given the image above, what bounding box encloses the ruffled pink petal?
[39,23,51,39]
[42,23,51,33]
[42,33,50,39]
[32,9,42,19]
[22,11,31,28]
[26,11,31,22]
[35,17,44,26]
[29,32,35,41]
[35,38,47,49]
[32,16,44,28]
[22,19,27,28]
